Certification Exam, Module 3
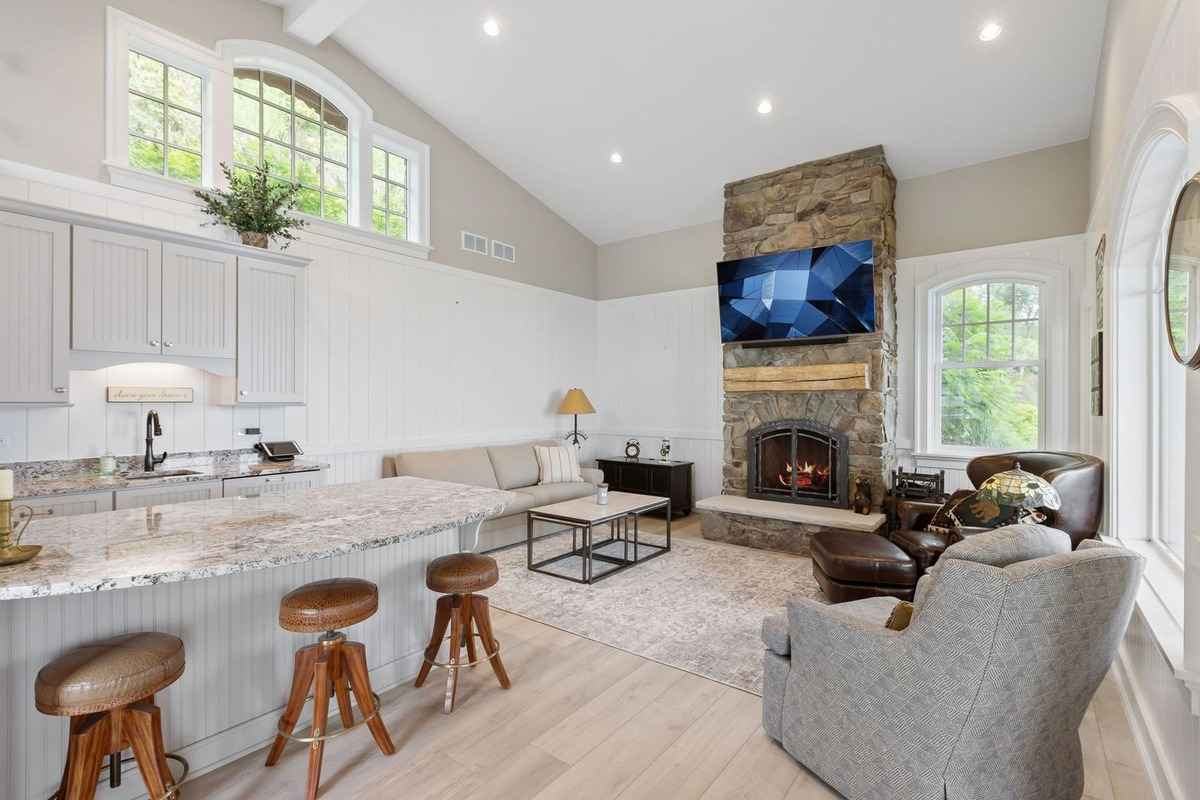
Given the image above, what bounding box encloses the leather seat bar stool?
[414,552,510,713]
[265,578,395,800]
[36,631,187,800]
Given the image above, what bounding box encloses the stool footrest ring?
[276,692,384,744]
[422,633,501,670]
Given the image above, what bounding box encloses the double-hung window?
[126,51,204,184]
[935,279,1043,452]
[232,69,350,223]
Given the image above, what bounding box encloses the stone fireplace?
[720,145,897,511]
[747,419,849,508]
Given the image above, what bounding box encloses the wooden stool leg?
[342,641,396,756]
[414,595,452,688]
[463,594,479,668]
[62,712,111,800]
[266,644,318,767]
[472,594,511,689]
[125,703,171,800]
[444,595,464,713]
[306,648,333,800]
[332,645,355,730]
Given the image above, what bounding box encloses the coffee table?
[526,491,671,584]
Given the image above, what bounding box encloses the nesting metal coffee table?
[526,491,671,584]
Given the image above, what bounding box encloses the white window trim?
[914,259,1070,461]
[102,9,432,260]
[104,7,227,198]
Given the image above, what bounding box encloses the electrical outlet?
[242,427,261,436]
[0,435,10,450]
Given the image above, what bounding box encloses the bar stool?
[265,577,394,800]
[36,631,186,800]
[413,553,511,713]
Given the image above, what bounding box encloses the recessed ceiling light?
[757,99,774,115]
[483,18,501,37]
[978,21,1003,42]
[609,152,624,165]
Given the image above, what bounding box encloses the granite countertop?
[13,458,327,499]
[0,477,517,600]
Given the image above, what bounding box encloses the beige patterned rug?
[487,530,826,695]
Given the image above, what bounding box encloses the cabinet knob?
[239,390,248,397]
[164,341,174,348]
[150,339,160,347]
[54,387,66,394]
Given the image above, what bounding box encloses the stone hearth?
[721,146,898,510]
[696,495,885,557]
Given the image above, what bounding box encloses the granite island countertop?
[13,458,328,499]
[0,477,517,600]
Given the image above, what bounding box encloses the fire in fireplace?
[747,420,850,508]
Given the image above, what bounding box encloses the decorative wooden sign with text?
[106,386,195,403]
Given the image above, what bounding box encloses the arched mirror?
[1165,175,1200,368]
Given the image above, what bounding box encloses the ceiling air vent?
[461,230,488,255]
[491,240,516,263]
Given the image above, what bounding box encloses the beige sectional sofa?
[383,440,604,552]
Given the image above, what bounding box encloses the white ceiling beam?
[283,0,374,46]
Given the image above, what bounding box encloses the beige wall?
[1089,0,1172,205]
[0,0,598,297]
[896,140,1090,259]
[597,141,1090,299]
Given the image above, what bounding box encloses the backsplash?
[0,448,259,481]
[0,363,288,463]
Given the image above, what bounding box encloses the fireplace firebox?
[747,420,850,509]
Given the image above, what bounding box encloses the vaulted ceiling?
[269,0,1109,244]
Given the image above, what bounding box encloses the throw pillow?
[534,445,583,485]
[948,490,1021,529]
[926,489,974,535]
[885,601,914,631]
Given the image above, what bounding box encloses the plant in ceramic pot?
[194,163,306,249]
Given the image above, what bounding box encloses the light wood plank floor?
[187,518,1155,800]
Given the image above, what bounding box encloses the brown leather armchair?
[892,451,1104,569]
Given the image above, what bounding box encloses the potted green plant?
[194,163,307,249]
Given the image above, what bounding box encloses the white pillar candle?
[0,469,12,501]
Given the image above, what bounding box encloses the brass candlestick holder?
[0,499,40,567]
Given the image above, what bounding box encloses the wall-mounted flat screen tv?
[716,239,876,344]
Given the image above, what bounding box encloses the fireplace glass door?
[747,420,849,508]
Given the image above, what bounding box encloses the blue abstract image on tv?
[717,239,876,343]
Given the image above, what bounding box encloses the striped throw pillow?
[534,445,583,485]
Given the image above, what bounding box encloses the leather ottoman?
[810,531,918,603]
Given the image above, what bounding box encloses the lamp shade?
[975,463,1062,511]
[557,388,596,415]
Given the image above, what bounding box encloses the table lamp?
[0,469,40,566]
[974,462,1062,524]
[558,388,596,447]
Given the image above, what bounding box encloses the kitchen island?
[0,476,516,800]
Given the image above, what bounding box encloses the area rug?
[486,531,826,695]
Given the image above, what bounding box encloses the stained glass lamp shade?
[975,462,1061,523]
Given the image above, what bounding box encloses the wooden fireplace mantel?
[723,363,870,393]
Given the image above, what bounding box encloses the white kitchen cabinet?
[237,257,307,404]
[113,480,223,510]
[0,211,71,404]
[17,490,114,518]
[223,469,325,498]
[71,226,163,355]
[161,243,238,359]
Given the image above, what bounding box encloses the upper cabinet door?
[72,226,162,355]
[237,257,307,404]
[0,211,70,403]
[161,243,237,359]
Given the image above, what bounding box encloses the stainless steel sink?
[121,469,202,481]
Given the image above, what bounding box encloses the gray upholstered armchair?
[762,526,1144,800]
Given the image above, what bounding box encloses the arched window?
[934,278,1042,451]
[231,68,349,223]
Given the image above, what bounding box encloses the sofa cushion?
[391,447,500,489]
[516,481,596,507]
[489,491,537,520]
[488,443,540,490]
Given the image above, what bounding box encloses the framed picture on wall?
[1094,234,1106,331]
[1091,331,1103,417]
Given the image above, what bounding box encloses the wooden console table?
[595,457,693,517]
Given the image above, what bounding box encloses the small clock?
[624,439,640,459]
